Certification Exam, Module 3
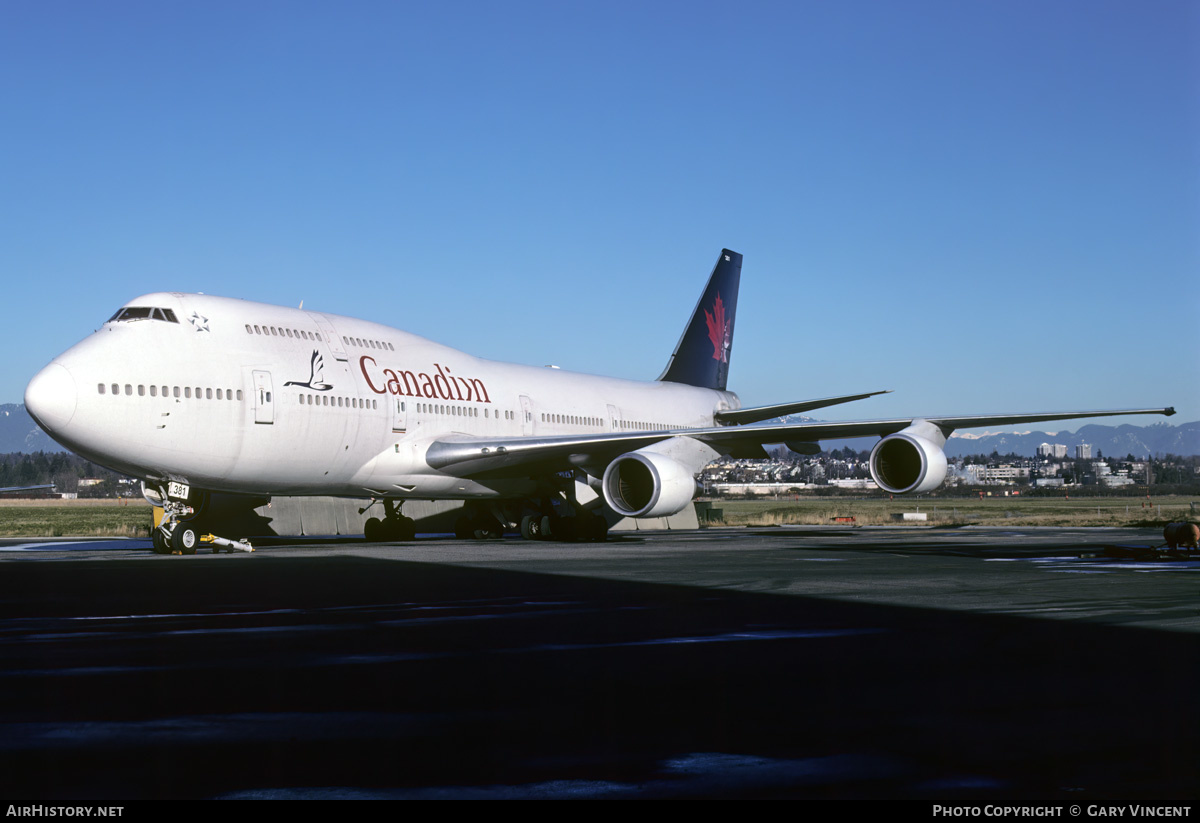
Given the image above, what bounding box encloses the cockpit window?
[108,306,181,323]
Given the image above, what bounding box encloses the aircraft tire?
[520,515,542,540]
[151,528,170,554]
[364,517,384,542]
[171,524,199,555]
[544,515,577,542]
[397,516,416,541]
[587,513,608,542]
[378,516,417,542]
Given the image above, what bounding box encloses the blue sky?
[3,0,1197,431]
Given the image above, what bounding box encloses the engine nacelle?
[602,449,698,518]
[869,424,949,494]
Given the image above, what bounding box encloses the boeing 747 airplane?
[24,249,1174,552]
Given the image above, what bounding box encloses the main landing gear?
[450,498,608,542]
[520,510,608,542]
[519,474,610,543]
[362,499,417,542]
[358,482,612,544]
[453,503,506,540]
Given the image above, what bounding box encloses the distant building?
[1075,443,1092,460]
[827,478,878,490]
[978,465,1030,482]
[1038,443,1069,458]
[710,482,819,496]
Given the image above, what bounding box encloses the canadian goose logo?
[285,350,333,391]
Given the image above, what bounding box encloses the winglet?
[657,249,742,391]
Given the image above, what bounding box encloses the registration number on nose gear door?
[168,482,190,500]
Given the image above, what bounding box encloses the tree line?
[0,452,133,497]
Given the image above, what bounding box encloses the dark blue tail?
[656,249,742,391]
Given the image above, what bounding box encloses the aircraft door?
[307,313,348,362]
[607,404,620,432]
[520,395,534,436]
[391,397,409,434]
[253,370,274,424]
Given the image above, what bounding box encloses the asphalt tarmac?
[0,526,1195,799]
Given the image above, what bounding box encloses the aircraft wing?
[424,406,1175,478]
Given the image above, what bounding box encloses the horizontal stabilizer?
[0,484,55,494]
[714,391,891,426]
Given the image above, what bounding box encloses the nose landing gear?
[149,484,254,555]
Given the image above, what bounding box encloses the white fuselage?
[27,293,739,500]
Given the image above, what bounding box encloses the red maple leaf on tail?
[704,293,729,363]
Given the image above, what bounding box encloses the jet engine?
[868,422,949,494]
[602,448,698,518]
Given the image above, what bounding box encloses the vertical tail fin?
[656,249,742,391]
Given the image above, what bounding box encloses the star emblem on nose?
[189,312,210,332]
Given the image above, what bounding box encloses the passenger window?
[185,387,191,398]
[98,384,105,395]
[138,385,145,396]
[125,384,132,396]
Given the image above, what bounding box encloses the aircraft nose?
[25,363,78,434]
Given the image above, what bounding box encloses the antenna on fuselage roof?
[299,300,304,309]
